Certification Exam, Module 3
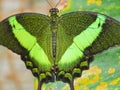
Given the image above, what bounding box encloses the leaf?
[61,0,120,21]
[75,46,120,90]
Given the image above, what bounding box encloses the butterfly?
[0,0,120,90]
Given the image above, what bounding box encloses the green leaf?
[61,0,120,21]
[75,46,120,90]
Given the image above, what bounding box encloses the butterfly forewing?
[57,11,98,59]
[0,17,27,55]
[84,16,120,55]
[16,13,52,60]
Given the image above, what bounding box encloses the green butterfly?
[0,5,120,90]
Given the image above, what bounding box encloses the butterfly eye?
[49,8,59,14]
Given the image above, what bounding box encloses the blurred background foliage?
[0,0,120,90]
[61,0,120,21]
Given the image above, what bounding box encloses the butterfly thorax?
[49,8,59,29]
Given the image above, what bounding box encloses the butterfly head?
[49,8,59,15]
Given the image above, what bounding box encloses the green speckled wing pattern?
[0,11,120,90]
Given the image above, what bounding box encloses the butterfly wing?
[57,11,120,88]
[0,13,54,83]
[84,14,120,56]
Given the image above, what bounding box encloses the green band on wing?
[58,14,106,71]
[74,14,106,51]
[9,16,36,51]
[9,16,51,71]
[58,43,83,71]
[29,43,51,71]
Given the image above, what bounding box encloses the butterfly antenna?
[55,0,62,8]
[47,0,53,8]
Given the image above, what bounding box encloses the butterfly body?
[49,8,59,59]
[0,8,120,90]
